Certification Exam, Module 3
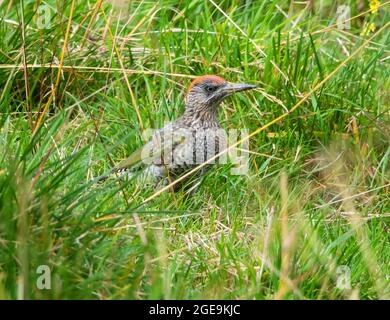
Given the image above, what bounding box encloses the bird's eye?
[205,85,217,93]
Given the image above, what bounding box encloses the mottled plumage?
[104,75,256,189]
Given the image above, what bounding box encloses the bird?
[99,75,256,190]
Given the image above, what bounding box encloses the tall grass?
[0,0,389,299]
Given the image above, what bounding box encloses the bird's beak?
[224,82,257,94]
[207,82,257,105]
[213,82,257,101]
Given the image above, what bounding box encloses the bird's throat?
[182,104,219,126]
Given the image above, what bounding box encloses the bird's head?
[185,75,256,116]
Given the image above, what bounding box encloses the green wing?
[115,141,151,170]
[115,132,186,171]
[94,130,187,183]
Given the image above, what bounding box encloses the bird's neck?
[183,103,219,127]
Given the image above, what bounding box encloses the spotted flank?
[96,75,256,192]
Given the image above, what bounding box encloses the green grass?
[0,0,389,299]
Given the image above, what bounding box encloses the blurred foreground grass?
[0,0,389,299]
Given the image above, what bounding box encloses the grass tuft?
[0,0,389,299]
